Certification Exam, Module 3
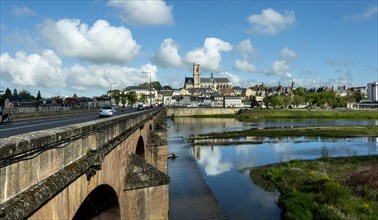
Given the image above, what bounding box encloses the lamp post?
[109,82,117,106]
[142,71,152,107]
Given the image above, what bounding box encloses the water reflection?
[194,145,233,176]
[170,118,377,219]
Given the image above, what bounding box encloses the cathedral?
[184,63,232,90]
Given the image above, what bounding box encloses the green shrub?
[320,181,349,204]
[279,191,314,219]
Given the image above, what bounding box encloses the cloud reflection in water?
[197,146,233,176]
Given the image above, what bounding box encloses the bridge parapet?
[0,108,169,219]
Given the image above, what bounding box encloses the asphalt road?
[0,108,137,139]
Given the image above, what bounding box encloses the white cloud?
[268,48,296,79]
[247,8,296,35]
[279,47,297,61]
[107,0,174,26]
[41,19,140,64]
[0,49,159,95]
[325,59,354,66]
[66,63,158,92]
[336,72,353,86]
[323,72,354,88]
[12,6,37,17]
[344,5,378,21]
[152,38,182,67]
[265,60,292,79]
[271,60,290,75]
[234,59,257,73]
[293,72,354,89]
[0,50,65,88]
[219,71,251,87]
[4,33,40,52]
[293,78,322,88]
[184,38,232,71]
[236,38,256,58]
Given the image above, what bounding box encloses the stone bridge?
[0,108,169,219]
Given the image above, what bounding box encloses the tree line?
[260,88,363,109]
[0,88,41,106]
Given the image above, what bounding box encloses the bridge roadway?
[0,107,170,219]
[0,108,137,139]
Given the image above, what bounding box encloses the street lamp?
[109,82,117,106]
[142,71,152,107]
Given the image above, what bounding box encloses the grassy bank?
[194,126,378,139]
[248,155,378,219]
[192,109,378,119]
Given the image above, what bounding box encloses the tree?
[320,91,336,108]
[114,91,120,106]
[121,94,127,107]
[0,87,12,105]
[13,89,18,97]
[19,89,35,100]
[345,91,356,104]
[281,95,292,108]
[126,91,137,106]
[139,81,162,90]
[3,87,12,99]
[269,95,282,108]
[162,85,173,90]
[293,87,307,96]
[4,87,12,98]
[36,90,42,100]
[251,96,259,108]
[293,95,305,108]
[354,90,364,102]
[140,94,148,103]
[263,97,270,109]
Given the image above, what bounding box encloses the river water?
[168,118,378,220]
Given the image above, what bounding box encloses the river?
[168,117,378,220]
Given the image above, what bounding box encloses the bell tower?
[193,63,200,88]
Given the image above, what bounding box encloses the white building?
[367,82,378,102]
[123,86,157,105]
[224,96,243,108]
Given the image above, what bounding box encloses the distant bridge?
[0,108,169,219]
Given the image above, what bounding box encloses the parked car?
[137,103,145,111]
[99,106,116,117]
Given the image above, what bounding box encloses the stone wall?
[166,107,240,117]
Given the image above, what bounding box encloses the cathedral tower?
[193,63,201,88]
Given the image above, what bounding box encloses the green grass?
[242,109,378,119]
[191,109,378,120]
[249,156,378,220]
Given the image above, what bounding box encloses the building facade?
[367,81,378,102]
[184,63,232,91]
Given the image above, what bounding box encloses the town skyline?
[1,1,377,98]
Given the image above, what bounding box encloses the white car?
[99,106,116,118]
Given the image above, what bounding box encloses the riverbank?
[248,155,378,219]
[192,109,378,120]
[191,126,378,141]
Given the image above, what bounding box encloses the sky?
[1,0,377,98]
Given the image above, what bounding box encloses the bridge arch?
[72,184,120,220]
[135,136,145,158]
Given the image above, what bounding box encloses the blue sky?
[1,0,377,97]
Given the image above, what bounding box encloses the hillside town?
[1,63,377,112]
